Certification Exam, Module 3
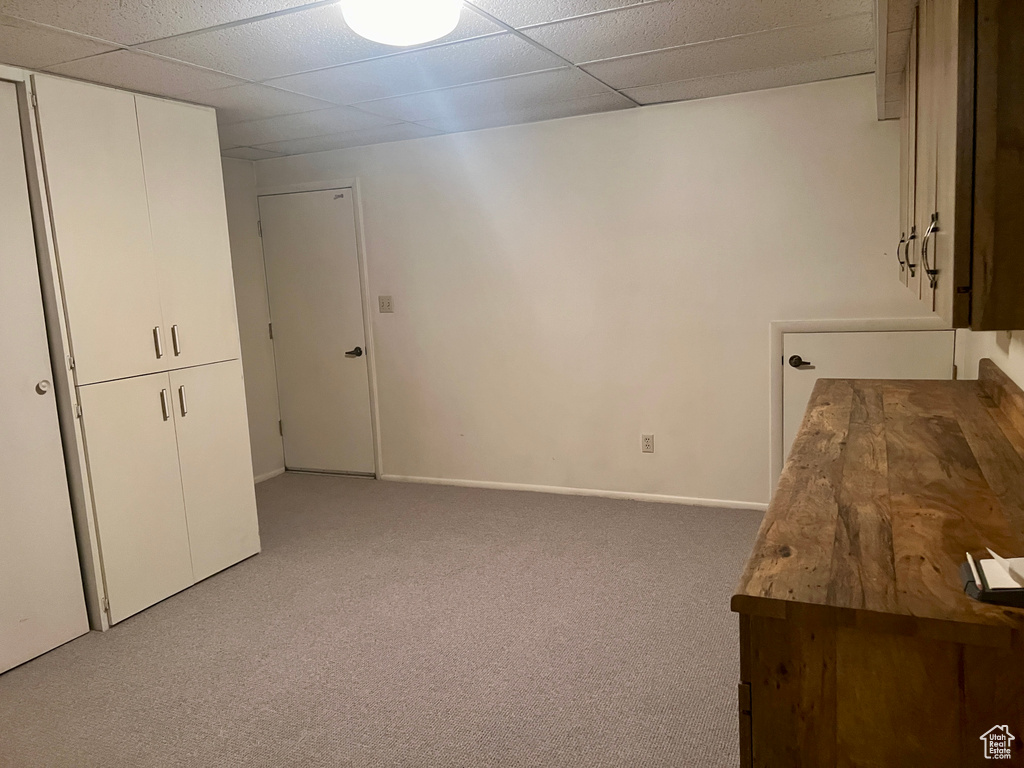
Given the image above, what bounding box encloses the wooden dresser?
[733,359,1024,767]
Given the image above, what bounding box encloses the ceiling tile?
[352,67,611,123]
[268,33,564,106]
[418,91,633,132]
[45,49,247,99]
[467,0,660,29]
[0,15,117,69]
[621,49,874,104]
[0,0,314,45]
[523,0,873,64]
[221,146,285,160]
[583,14,873,90]
[218,105,398,148]
[138,4,502,82]
[254,122,444,155]
[189,82,337,125]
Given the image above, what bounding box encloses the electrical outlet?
[378,295,394,313]
[642,434,655,453]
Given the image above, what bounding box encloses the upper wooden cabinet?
[33,76,241,384]
[898,0,1024,330]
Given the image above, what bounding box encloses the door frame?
[0,64,109,630]
[255,178,383,478]
[768,316,951,498]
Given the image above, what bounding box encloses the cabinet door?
[78,373,194,624]
[170,360,260,583]
[900,13,920,290]
[136,96,241,370]
[929,0,973,326]
[32,75,166,385]
[913,1,938,306]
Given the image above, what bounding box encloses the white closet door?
[170,360,260,583]
[78,373,194,624]
[0,81,88,673]
[136,96,240,370]
[32,75,165,385]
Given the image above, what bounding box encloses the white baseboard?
[254,467,286,484]
[380,474,768,511]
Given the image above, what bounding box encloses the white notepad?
[980,549,1024,590]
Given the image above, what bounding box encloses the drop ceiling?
[0,0,878,158]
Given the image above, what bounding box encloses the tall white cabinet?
[33,75,260,626]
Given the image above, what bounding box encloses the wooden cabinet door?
[170,360,260,583]
[78,373,194,624]
[32,76,166,385]
[136,96,241,371]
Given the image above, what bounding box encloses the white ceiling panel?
[418,90,632,132]
[523,0,873,64]
[189,82,337,125]
[0,0,316,45]
[218,105,398,148]
[352,67,612,123]
[0,14,117,70]
[46,49,246,99]
[138,4,502,82]
[467,0,660,29]
[254,122,444,155]
[267,33,565,106]
[221,146,286,160]
[584,14,873,90]
[622,49,874,104]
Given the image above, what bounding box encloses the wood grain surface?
[734,359,1024,647]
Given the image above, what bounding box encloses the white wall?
[956,329,1024,388]
[222,158,284,481]
[252,75,926,507]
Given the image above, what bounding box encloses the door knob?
[36,380,51,394]
[788,355,813,369]
[345,346,363,358]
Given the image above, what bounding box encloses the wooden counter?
[733,359,1024,767]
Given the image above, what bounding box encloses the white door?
[170,361,260,583]
[0,81,88,673]
[259,189,375,474]
[78,373,194,624]
[32,75,166,385]
[136,96,241,370]
[783,330,955,459]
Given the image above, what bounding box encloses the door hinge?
[257,220,262,238]
[279,420,284,436]
[68,355,75,370]
[75,403,83,418]
[31,92,38,108]
[101,597,110,613]
[268,322,273,339]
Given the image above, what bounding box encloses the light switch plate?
[378,295,394,313]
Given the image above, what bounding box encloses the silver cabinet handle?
[171,324,181,356]
[153,326,164,358]
[920,213,939,289]
[160,388,170,420]
[178,385,188,417]
[897,233,906,270]
[905,225,917,276]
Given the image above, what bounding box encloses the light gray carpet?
[0,473,763,768]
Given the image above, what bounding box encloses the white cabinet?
[171,361,260,582]
[79,362,260,623]
[137,96,241,370]
[78,374,194,624]
[33,74,261,626]
[32,76,165,385]
[34,76,243,383]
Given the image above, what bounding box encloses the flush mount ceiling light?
[340,0,463,47]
